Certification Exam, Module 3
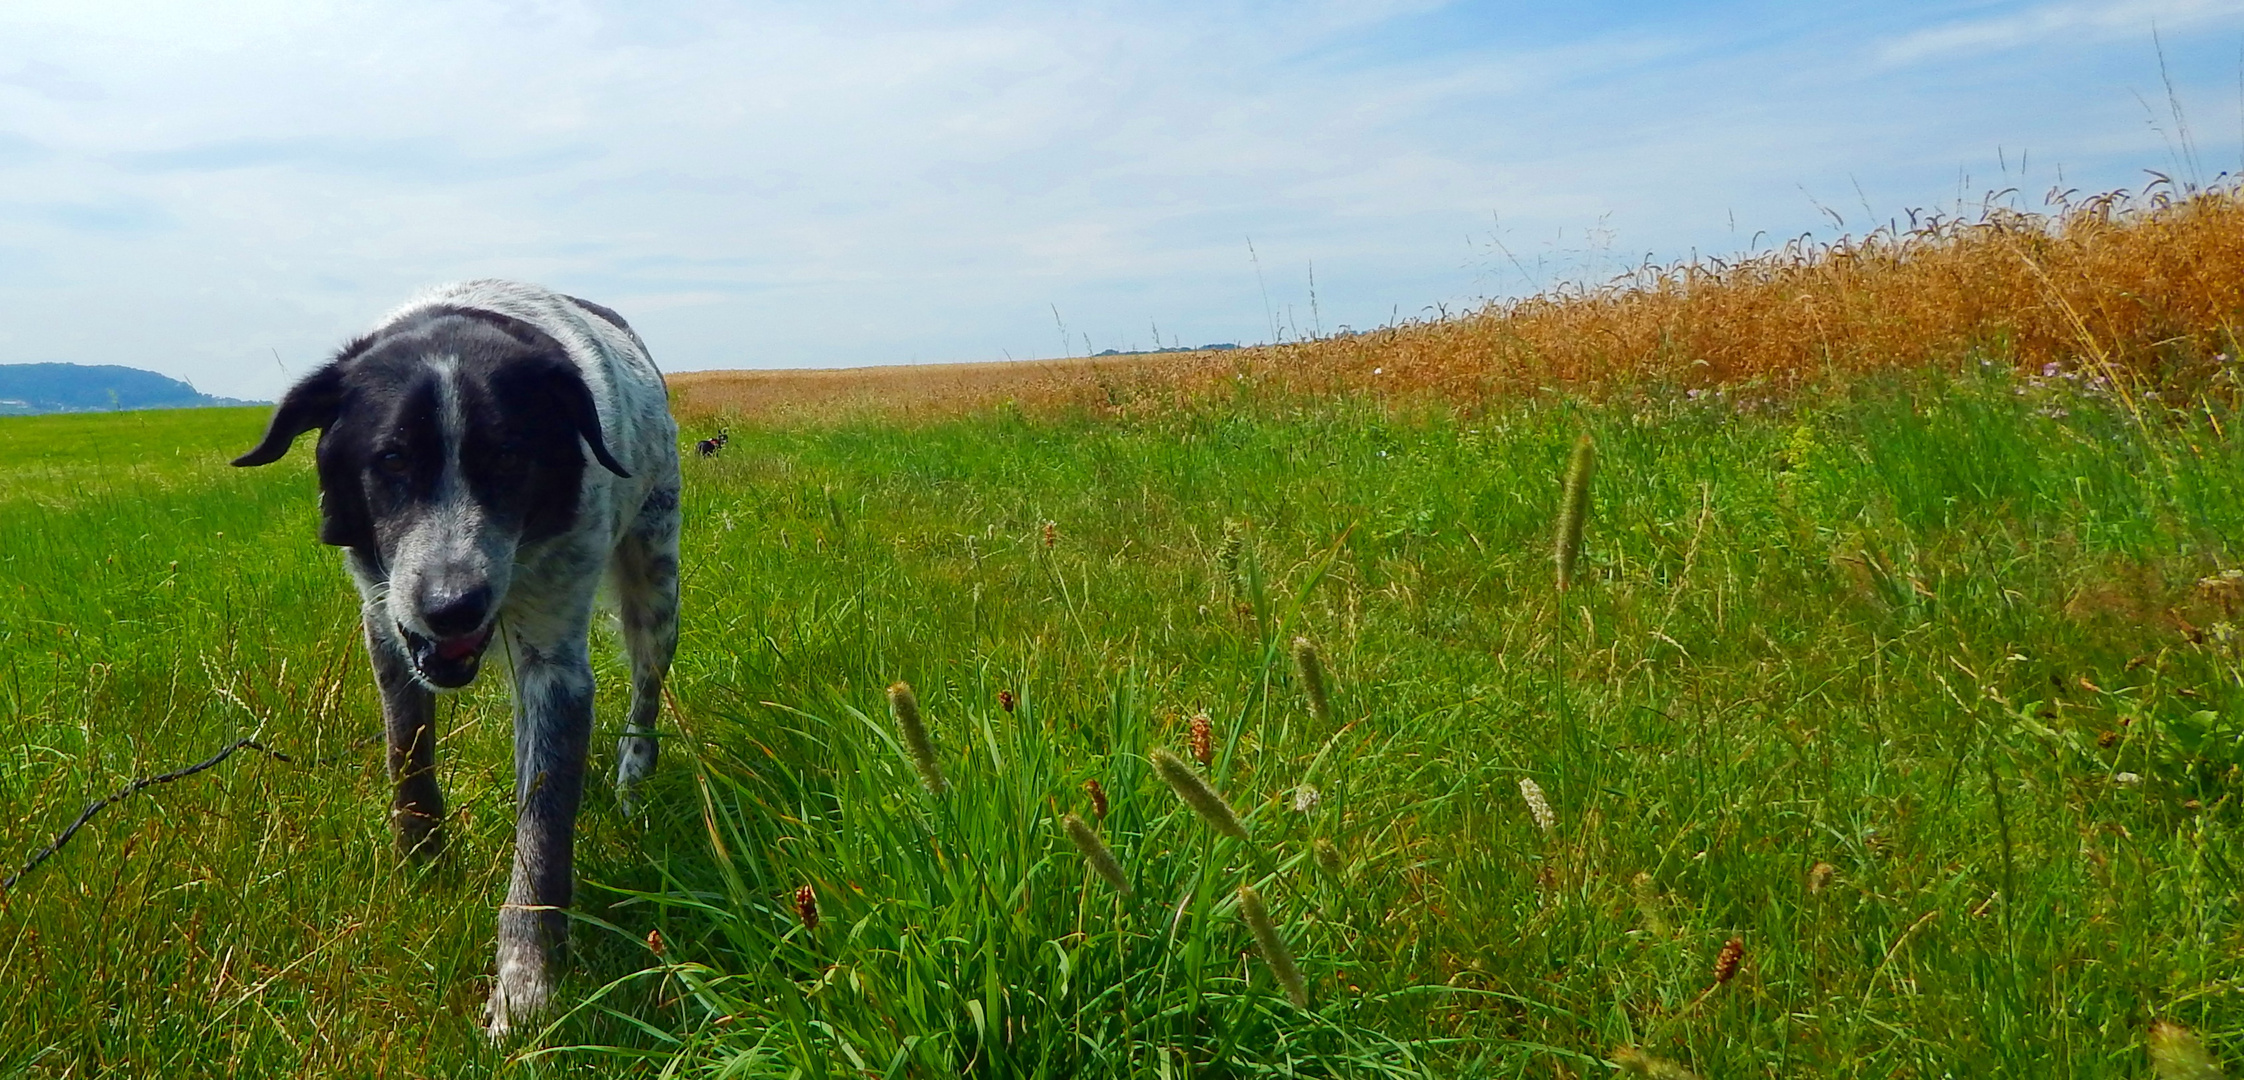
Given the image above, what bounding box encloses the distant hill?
[0,363,259,416]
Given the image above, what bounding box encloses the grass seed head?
[1237,884,1308,1007]
[1292,784,1320,813]
[1292,636,1334,725]
[795,884,818,933]
[1807,861,1834,896]
[2148,1020,2225,1080]
[1149,747,1250,842]
[1611,1047,1700,1079]
[1189,711,1214,767]
[1314,837,1345,877]
[1216,519,1246,585]
[1518,777,1556,835]
[998,689,1015,713]
[1063,812,1131,896]
[1555,434,1597,591]
[1713,937,1744,985]
[888,681,948,795]
[1083,777,1109,818]
[1631,872,1670,936]
[1043,521,1058,548]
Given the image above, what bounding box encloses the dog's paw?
[484,957,554,1041]
[390,809,446,863]
[615,735,658,814]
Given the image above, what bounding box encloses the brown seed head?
[1083,778,1109,818]
[1713,937,1743,985]
[795,884,819,933]
[645,928,665,957]
[1188,711,1214,767]
[1043,521,1058,548]
[999,689,1015,713]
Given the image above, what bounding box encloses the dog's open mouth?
[403,624,493,689]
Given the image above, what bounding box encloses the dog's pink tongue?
[436,629,488,661]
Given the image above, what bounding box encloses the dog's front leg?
[365,609,446,860]
[487,638,595,1037]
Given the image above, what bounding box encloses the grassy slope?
[2,371,2242,1076]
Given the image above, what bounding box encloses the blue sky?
[3,0,2244,400]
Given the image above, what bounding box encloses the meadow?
[3,360,2242,1078]
[4,185,2244,1077]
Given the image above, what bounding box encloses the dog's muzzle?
[402,624,494,689]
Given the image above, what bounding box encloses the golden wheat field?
[670,183,2244,420]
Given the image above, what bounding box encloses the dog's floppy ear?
[233,362,345,467]
[315,457,374,550]
[543,360,631,478]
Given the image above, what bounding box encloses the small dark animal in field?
[233,280,681,1037]
[697,429,729,458]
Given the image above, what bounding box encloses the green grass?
[2,367,2241,1077]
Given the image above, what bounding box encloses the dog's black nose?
[423,584,493,638]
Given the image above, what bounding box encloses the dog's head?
[234,307,630,689]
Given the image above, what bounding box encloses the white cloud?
[1876,0,2244,65]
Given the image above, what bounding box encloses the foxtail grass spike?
[888,681,948,795]
[1631,872,1669,936]
[1292,636,1333,725]
[1313,837,1345,877]
[1189,711,1213,767]
[1518,777,1555,835]
[1149,748,1249,842]
[1063,813,1131,896]
[1216,519,1246,587]
[1555,434,1597,591]
[1237,885,1308,1007]
[2149,1020,2226,1080]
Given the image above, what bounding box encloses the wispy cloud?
[113,137,600,180]
[1876,0,2244,65]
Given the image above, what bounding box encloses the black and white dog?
[696,429,728,458]
[234,280,681,1035]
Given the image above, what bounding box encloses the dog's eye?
[375,450,409,476]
